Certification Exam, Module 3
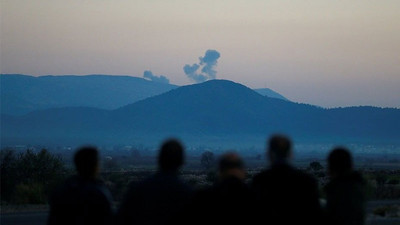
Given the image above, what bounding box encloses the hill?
[254,88,289,101]
[0,74,289,116]
[1,80,399,146]
[0,74,177,115]
[112,80,321,135]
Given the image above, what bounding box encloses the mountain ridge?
[254,88,289,101]
[0,74,290,115]
[2,79,399,146]
[0,74,178,115]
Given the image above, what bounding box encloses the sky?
[1,0,399,108]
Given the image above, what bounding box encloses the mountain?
[0,74,289,116]
[0,74,177,115]
[1,80,399,146]
[112,80,321,135]
[254,88,289,101]
[112,80,399,142]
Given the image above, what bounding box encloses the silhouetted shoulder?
[325,171,366,205]
[189,176,253,225]
[325,172,366,225]
[48,176,113,225]
[252,169,266,183]
[117,172,192,225]
[118,139,191,225]
[326,171,365,190]
[292,167,318,184]
[252,164,316,187]
[251,164,321,225]
[138,172,192,193]
[50,175,111,204]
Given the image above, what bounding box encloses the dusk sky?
[1,0,399,108]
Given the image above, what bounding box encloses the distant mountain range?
[254,88,289,101]
[0,74,288,115]
[1,79,399,147]
[0,74,177,115]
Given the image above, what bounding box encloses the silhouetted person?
[252,135,322,225]
[117,139,192,225]
[189,152,254,225]
[48,147,113,225]
[325,147,366,225]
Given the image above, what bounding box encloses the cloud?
[183,64,207,83]
[183,49,221,83]
[143,70,170,84]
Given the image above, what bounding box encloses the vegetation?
[1,147,400,205]
[0,149,67,204]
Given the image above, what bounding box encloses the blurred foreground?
[1,147,399,225]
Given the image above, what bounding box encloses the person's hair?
[328,147,353,175]
[268,134,292,160]
[158,139,184,171]
[74,146,99,178]
[218,152,244,173]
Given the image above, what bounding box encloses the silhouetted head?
[218,152,245,180]
[328,147,353,178]
[74,146,99,179]
[158,139,184,172]
[268,134,292,164]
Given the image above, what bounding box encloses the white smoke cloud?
[143,70,170,84]
[183,49,221,83]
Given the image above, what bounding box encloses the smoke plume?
[183,49,221,83]
[143,70,170,84]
